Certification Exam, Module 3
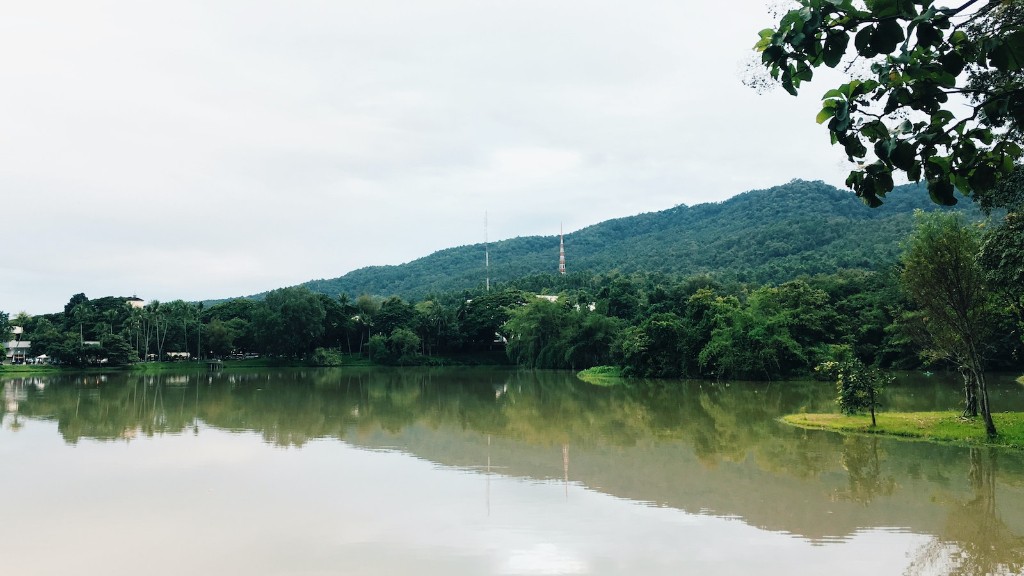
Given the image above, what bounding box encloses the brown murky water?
[2,368,1023,575]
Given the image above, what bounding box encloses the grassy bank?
[0,365,64,376]
[782,411,1024,449]
[576,365,625,386]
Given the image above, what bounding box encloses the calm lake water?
[2,368,1024,575]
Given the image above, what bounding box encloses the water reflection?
[905,448,1024,575]
[3,368,1024,575]
[835,437,897,505]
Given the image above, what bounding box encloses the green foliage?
[783,411,1024,449]
[387,327,421,364]
[816,359,893,425]
[367,334,387,362]
[620,312,686,378]
[980,210,1024,344]
[99,333,136,366]
[256,287,327,358]
[20,194,1024,377]
[756,0,1024,206]
[901,210,1001,433]
[309,347,346,366]
[504,298,574,369]
[459,289,531,350]
[226,181,976,302]
[698,285,835,380]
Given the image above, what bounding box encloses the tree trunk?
[961,366,979,417]
[975,368,997,437]
[967,338,997,437]
[869,386,877,427]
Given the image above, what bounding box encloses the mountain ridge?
[235,179,976,302]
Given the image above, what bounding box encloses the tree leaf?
[824,31,849,67]
[927,178,956,205]
[990,30,1024,72]
[855,26,877,57]
[871,19,905,54]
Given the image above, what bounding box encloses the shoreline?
[781,411,1024,450]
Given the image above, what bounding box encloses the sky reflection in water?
[2,368,1023,575]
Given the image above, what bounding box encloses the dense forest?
[5,257,1021,380]
[248,180,982,303]
[4,180,1020,381]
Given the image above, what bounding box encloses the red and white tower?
[558,223,566,275]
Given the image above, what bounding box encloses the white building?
[4,340,31,364]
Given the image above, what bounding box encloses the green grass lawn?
[782,411,1024,449]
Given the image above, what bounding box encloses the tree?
[458,289,530,350]
[619,312,686,377]
[387,327,421,364]
[979,210,1024,343]
[503,298,574,369]
[100,333,137,366]
[817,358,892,425]
[564,312,622,369]
[755,0,1024,206]
[900,210,999,435]
[353,294,381,354]
[414,300,458,356]
[374,297,415,338]
[256,287,327,357]
[0,310,9,362]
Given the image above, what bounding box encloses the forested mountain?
[272,180,977,301]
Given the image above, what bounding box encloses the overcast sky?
[1,0,856,315]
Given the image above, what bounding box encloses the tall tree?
[980,210,1024,344]
[755,0,1024,206]
[257,287,327,358]
[0,311,9,362]
[503,298,575,369]
[900,211,998,435]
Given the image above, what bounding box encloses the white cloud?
[0,0,853,314]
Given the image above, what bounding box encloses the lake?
[2,368,1024,575]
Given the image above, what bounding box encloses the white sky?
[1,0,854,315]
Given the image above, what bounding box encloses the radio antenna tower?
[558,222,566,275]
[485,211,491,291]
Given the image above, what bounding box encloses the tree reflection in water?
[6,367,1024,560]
[836,436,897,505]
[905,448,1024,576]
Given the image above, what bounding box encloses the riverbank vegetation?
[782,412,1024,450]
[3,214,1022,381]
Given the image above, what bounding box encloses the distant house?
[4,340,31,364]
[126,297,145,309]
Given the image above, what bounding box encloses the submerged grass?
[782,411,1024,450]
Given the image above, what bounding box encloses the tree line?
[3,211,1020,383]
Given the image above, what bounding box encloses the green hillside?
[282,179,975,300]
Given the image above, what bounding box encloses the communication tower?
[558,223,566,275]
[485,212,490,291]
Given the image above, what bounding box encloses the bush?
[309,347,345,366]
[816,359,893,426]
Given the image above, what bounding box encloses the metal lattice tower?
[485,212,490,291]
[558,223,566,275]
